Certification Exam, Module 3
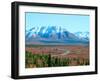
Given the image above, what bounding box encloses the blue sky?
[25,12,90,33]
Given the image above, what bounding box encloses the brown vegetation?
[25,45,89,68]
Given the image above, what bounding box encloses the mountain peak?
[26,26,89,45]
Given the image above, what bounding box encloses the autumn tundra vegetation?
[25,45,89,68]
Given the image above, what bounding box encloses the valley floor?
[25,45,89,68]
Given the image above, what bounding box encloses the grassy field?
[25,45,89,68]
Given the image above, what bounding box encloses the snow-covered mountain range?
[25,26,89,45]
[74,32,89,40]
